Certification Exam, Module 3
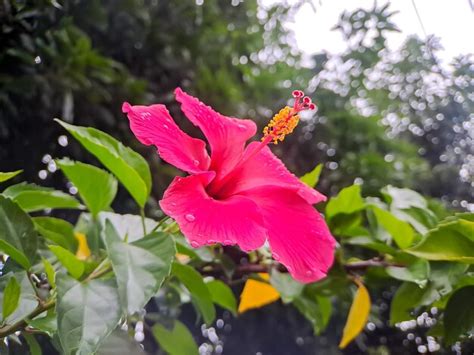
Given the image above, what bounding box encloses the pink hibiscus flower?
[122,88,336,283]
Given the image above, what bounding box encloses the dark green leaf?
[103,220,175,314]
[42,258,56,289]
[0,272,37,324]
[33,217,77,252]
[57,159,118,217]
[23,333,42,355]
[98,330,145,355]
[56,119,151,207]
[172,263,215,324]
[206,280,237,315]
[444,286,474,344]
[0,196,37,269]
[2,276,21,319]
[294,294,332,335]
[49,245,85,280]
[390,282,437,325]
[152,320,198,355]
[2,183,81,212]
[56,274,121,355]
[0,170,22,183]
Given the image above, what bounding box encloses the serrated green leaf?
[294,294,332,335]
[172,263,215,324]
[300,163,323,188]
[2,276,21,319]
[152,320,198,355]
[2,183,81,212]
[0,272,37,324]
[98,330,145,355]
[57,159,118,217]
[383,185,427,210]
[33,217,77,252]
[386,259,430,287]
[97,212,157,242]
[56,274,121,355]
[0,196,37,269]
[103,220,175,314]
[0,170,22,183]
[56,119,151,207]
[206,280,237,315]
[49,245,85,279]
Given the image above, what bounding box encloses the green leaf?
[0,272,37,324]
[33,217,77,252]
[206,280,237,315]
[98,212,157,242]
[0,196,38,269]
[407,217,474,263]
[0,170,22,183]
[294,294,332,335]
[444,286,474,344]
[383,185,427,210]
[56,274,121,355]
[28,311,58,336]
[2,183,81,212]
[98,330,145,355]
[49,245,85,279]
[23,333,42,355]
[57,159,118,217]
[389,282,437,325]
[326,185,365,220]
[103,220,175,314]
[372,206,415,249]
[386,259,430,287]
[270,270,305,303]
[2,276,21,319]
[300,164,323,188]
[56,119,151,207]
[172,263,216,324]
[42,258,56,289]
[152,320,198,355]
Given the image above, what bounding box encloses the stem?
[150,216,171,233]
[140,208,147,235]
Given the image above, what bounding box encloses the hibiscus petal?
[241,186,336,283]
[122,102,211,174]
[160,173,267,252]
[174,88,256,178]
[214,141,326,204]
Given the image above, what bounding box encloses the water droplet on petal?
[193,159,200,166]
[190,241,199,248]
[237,124,247,130]
[163,124,169,129]
[185,213,195,222]
[306,270,313,277]
[273,253,280,261]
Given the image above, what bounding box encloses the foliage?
[0,121,472,354]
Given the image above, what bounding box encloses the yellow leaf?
[74,232,91,261]
[238,273,280,313]
[339,279,371,349]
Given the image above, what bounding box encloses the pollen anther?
[262,90,316,144]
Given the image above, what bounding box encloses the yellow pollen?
[262,106,300,144]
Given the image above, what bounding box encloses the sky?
[275,0,474,64]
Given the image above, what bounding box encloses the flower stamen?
[262,90,316,144]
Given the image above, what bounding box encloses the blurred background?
[0,0,473,354]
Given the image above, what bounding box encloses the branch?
[0,300,54,338]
